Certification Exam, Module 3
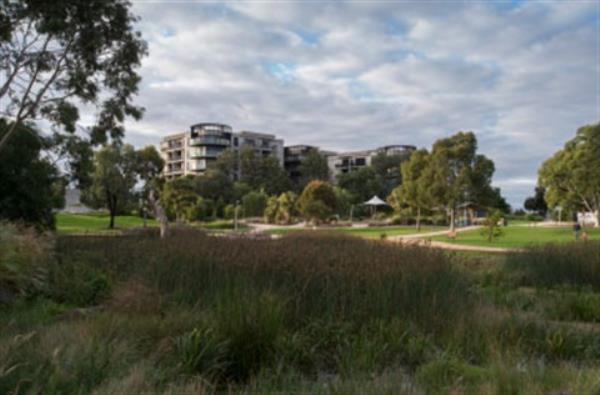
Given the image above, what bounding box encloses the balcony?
[190,136,230,146]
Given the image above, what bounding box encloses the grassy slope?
[434,225,600,248]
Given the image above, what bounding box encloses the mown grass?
[267,225,446,238]
[433,225,600,248]
[55,212,157,234]
[3,226,600,393]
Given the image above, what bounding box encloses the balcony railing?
[190,136,230,146]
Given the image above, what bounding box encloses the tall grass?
[56,231,473,334]
[4,227,600,393]
[505,241,600,289]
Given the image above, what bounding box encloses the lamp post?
[234,200,240,231]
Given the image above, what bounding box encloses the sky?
[119,0,598,208]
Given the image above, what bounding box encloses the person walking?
[573,222,582,240]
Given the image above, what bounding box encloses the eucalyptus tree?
[0,0,146,150]
[539,123,600,226]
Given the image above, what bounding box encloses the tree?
[297,180,338,223]
[239,146,290,194]
[539,124,600,227]
[161,177,200,223]
[298,149,329,189]
[524,186,548,217]
[136,145,164,227]
[215,149,238,180]
[265,192,298,224]
[0,0,147,150]
[424,132,497,232]
[371,152,411,197]
[84,144,138,228]
[0,120,64,229]
[337,166,384,204]
[242,191,268,218]
[480,210,504,242]
[389,149,430,231]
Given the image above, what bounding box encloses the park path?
[247,222,522,253]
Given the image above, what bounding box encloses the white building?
[327,145,415,182]
[160,123,284,180]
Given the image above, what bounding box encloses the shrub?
[223,204,236,220]
[174,327,230,381]
[214,291,286,381]
[297,181,338,223]
[0,223,51,302]
[242,191,268,218]
[48,259,111,306]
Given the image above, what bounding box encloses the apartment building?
[327,144,416,182]
[160,123,283,180]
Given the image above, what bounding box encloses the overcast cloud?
[118,0,598,208]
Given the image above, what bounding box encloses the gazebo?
[363,195,388,217]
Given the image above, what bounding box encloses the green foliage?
[223,204,237,220]
[0,0,147,147]
[480,210,504,242]
[523,185,548,217]
[423,132,499,230]
[242,190,268,218]
[337,166,383,204]
[0,120,65,230]
[416,356,488,393]
[371,151,411,196]
[84,144,139,228]
[239,146,291,195]
[214,291,286,381]
[174,327,230,380]
[0,223,51,302]
[48,259,111,306]
[389,149,430,229]
[297,180,338,222]
[298,149,330,189]
[539,123,600,221]
[265,192,297,224]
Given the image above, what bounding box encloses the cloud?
[109,1,599,208]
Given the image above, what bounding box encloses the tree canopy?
[83,144,139,228]
[539,123,600,225]
[524,186,548,216]
[297,180,338,223]
[388,149,430,230]
[0,120,64,229]
[298,149,330,189]
[0,0,147,150]
[423,132,498,231]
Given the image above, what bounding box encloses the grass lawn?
[433,224,600,248]
[267,225,446,238]
[55,212,157,234]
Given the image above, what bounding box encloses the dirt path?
[386,225,481,241]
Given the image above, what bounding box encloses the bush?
[242,191,267,218]
[174,327,230,381]
[297,181,337,223]
[223,204,236,220]
[0,223,51,303]
[48,259,111,306]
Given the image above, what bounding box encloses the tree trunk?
[149,189,168,238]
[595,209,600,229]
[109,209,115,229]
[449,207,456,232]
[416,206,421,232]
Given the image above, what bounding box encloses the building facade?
[160,123,283,180]
[327,144,416,182]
